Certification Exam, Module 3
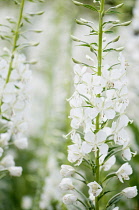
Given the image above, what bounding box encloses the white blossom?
[116,163,132,183]
[113,207,119,210]
[0,53,31,176]
[122,186,137,198]
[60,165,75,177]
[14,137,28,149]
[87,181,102,197]
[59,178,74,191]
[122,148,132,161]
[62,194,77,205]
[8,166,22,177]
[102,155,116,171]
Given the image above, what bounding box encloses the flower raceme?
[0,53,31,176]
[60,0,137,209]
[68,53,132,167]
[60,53,137,207]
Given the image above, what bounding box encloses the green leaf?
[72,1,98,12]
[106,204,116,210]
[110,3,124,9]
[103,48,115,52]
[103,172,116,183]
[0,171,8,180]
[88,199,95,209]
[106,11,121,14]
[106,193,123,208]
[104,31,113,34]
[24,16,32,24]
[71,35,86,43]
[78,44,90,47]
[72,58,95,68]
[75,19,93,30]
[103,146,122,163]
[98,190,111,201]
[111,36,120,43]
[103,20,120,26]
[27,11,44,16]
[13,0,20,5]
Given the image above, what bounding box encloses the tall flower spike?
[0,0,43,179]
[60,0,137,209]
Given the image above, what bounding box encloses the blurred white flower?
[22,196,32,210]
[1,155,15,168]
[122,186,137,198]
[8,166,22,177]
[14,137,28,149]
[62,194,77,205]
[59,178,74,191]
[60,165,75,177]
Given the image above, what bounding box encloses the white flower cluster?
[39,156,62,209]
[59,165,78,206]
[60,52,138,204]
[0,53,31,176]
[68,53,131,167]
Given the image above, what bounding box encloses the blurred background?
[0,0,139,209]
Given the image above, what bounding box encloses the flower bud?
[59,178,74,191]
[122,186,137,198]
[1,155,15,168]
[8,166,22,177]
[62,194,77,205]
[60,165,75,177]
[14,137,28,149]
[0,147,3,157]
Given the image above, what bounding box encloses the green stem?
[75,189,91,208]
[98,0,105,76]
[95,0,105,210]
[6,0,25,83]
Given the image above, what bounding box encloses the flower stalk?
[60,0,138,209]
[6,0,25,84]
[95,0,105,209]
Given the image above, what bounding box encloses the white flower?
[102,155,116,171]
[112,115,131,146]
[62,194,77,205]
[113,207,119,210]
[94,97,116,120]
[87,181,102,197]
[84,130,107,154]
[8,166,22,176]
[116,163,132,183]
[68,143,85,165]
[60,165,75,177]
[59,178,74,191]
[0,147,3,157]
[1,155,15,168]
[73,65,87,84]
[122,186,137,198]
[122,148,132,161]
[22,196,32,210]
[68,92,83,108]
[14,137,28,149]
[0,132,10,146]
[70,107,83,129]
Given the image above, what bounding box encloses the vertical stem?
[98,0,105,76]
[6,0,25,83]
[95,0,105,210]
